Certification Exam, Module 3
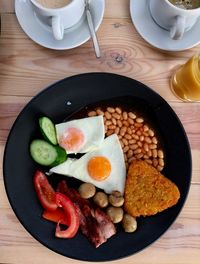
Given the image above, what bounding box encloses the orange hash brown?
[124,160,180,217]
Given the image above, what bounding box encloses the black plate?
[3,73,191,261]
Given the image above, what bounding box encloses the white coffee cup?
[31,0,85,40]
[149,0,200,40]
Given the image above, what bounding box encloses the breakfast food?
[93,192,109,208]
[50,134,126,194]
[55,116,105,154]
[106,206,124,224]
[57,180,116,248]
[88,106,165,172]
[122,214,137,233]
[124,160,180,217]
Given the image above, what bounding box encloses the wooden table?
[0,1,200,263]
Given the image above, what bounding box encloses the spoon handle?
[85,1,101,58]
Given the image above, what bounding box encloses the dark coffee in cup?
[168,0,200,9]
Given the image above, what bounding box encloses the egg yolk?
[59,127,85,152]
[87,156,111,181]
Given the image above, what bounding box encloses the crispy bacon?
[57,180,116,248]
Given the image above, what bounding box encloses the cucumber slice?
[51,146,67,167]
[30,139,67,166]
[39,117,57,145]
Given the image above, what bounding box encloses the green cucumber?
[30,139,67,167]
[39,116,57,145]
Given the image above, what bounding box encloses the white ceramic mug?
[31,0,85,40]
[149,0,200,40]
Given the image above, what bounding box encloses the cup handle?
[51,16,64,40]
[170,15,185,40]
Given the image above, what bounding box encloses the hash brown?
[124,160,180,217]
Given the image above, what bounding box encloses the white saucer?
[15,0,105,50]
[130,0,200,51]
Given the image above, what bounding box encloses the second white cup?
[149,0,200,40]
[31,0,85,40]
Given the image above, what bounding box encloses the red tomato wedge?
[42,208,69,226]
[33,170,57,211]
[55,192,80,238]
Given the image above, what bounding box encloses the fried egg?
[56,116,105,154]
[50,134,126,194]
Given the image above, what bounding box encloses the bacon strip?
[57,180,116,248]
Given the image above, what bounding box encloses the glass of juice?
[170,54,200,102]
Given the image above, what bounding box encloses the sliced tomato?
[33,170,57,211]
[55,192,80,238]
[42,208,69,226]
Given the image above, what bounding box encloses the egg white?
[55,115,105,154]
[50,134,126,194]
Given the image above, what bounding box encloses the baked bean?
[107,130,114,136]
[116,107,122,114]
[136,118,144,123]
[148,129,154,137]
[97,109,104,115]
[152,149,158,158]
[105,111,112,119]
[143,132,149,137]
[88,111,96,117]
[136,153,143,159]
[120,140,124,148]
[123,120,129,127]
[134,148,142,154]
[127,149,134,158]
[113,113,121,120]
[139,135,144,142]
[136,130,142,136]
[132,134,139,140]
[108,125,116,130]
[122,138,129,146]
[115,127,120,134]
[129,139,136,144]
[117,120,122,127]
[137,141,142,148]
[128,112,136,119]
[149,144,157,150]
[128,157,136,164]
[124,134,132,140]
[143,154,149,159]
[112,118,117,125]
[120,127,127,136]
[128,118,134,125]
[144,136,152,144]
[146,159,153,164]
[143,125,149,132]
[123,146,129,153]
[152,137,158,144]
[127,127,132,135]
[143,143,149,152]
[158,158,164,167]
[135,123,142,128]
[147,150,152,157]
[122,112,128,120]
[158,150,164,159]
[105,120,112,126]
[157,165,163,171]
[153,159,158,167]
[130,144,138,150]
[107,107,115,113]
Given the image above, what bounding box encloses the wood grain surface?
[0,1,200,264]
